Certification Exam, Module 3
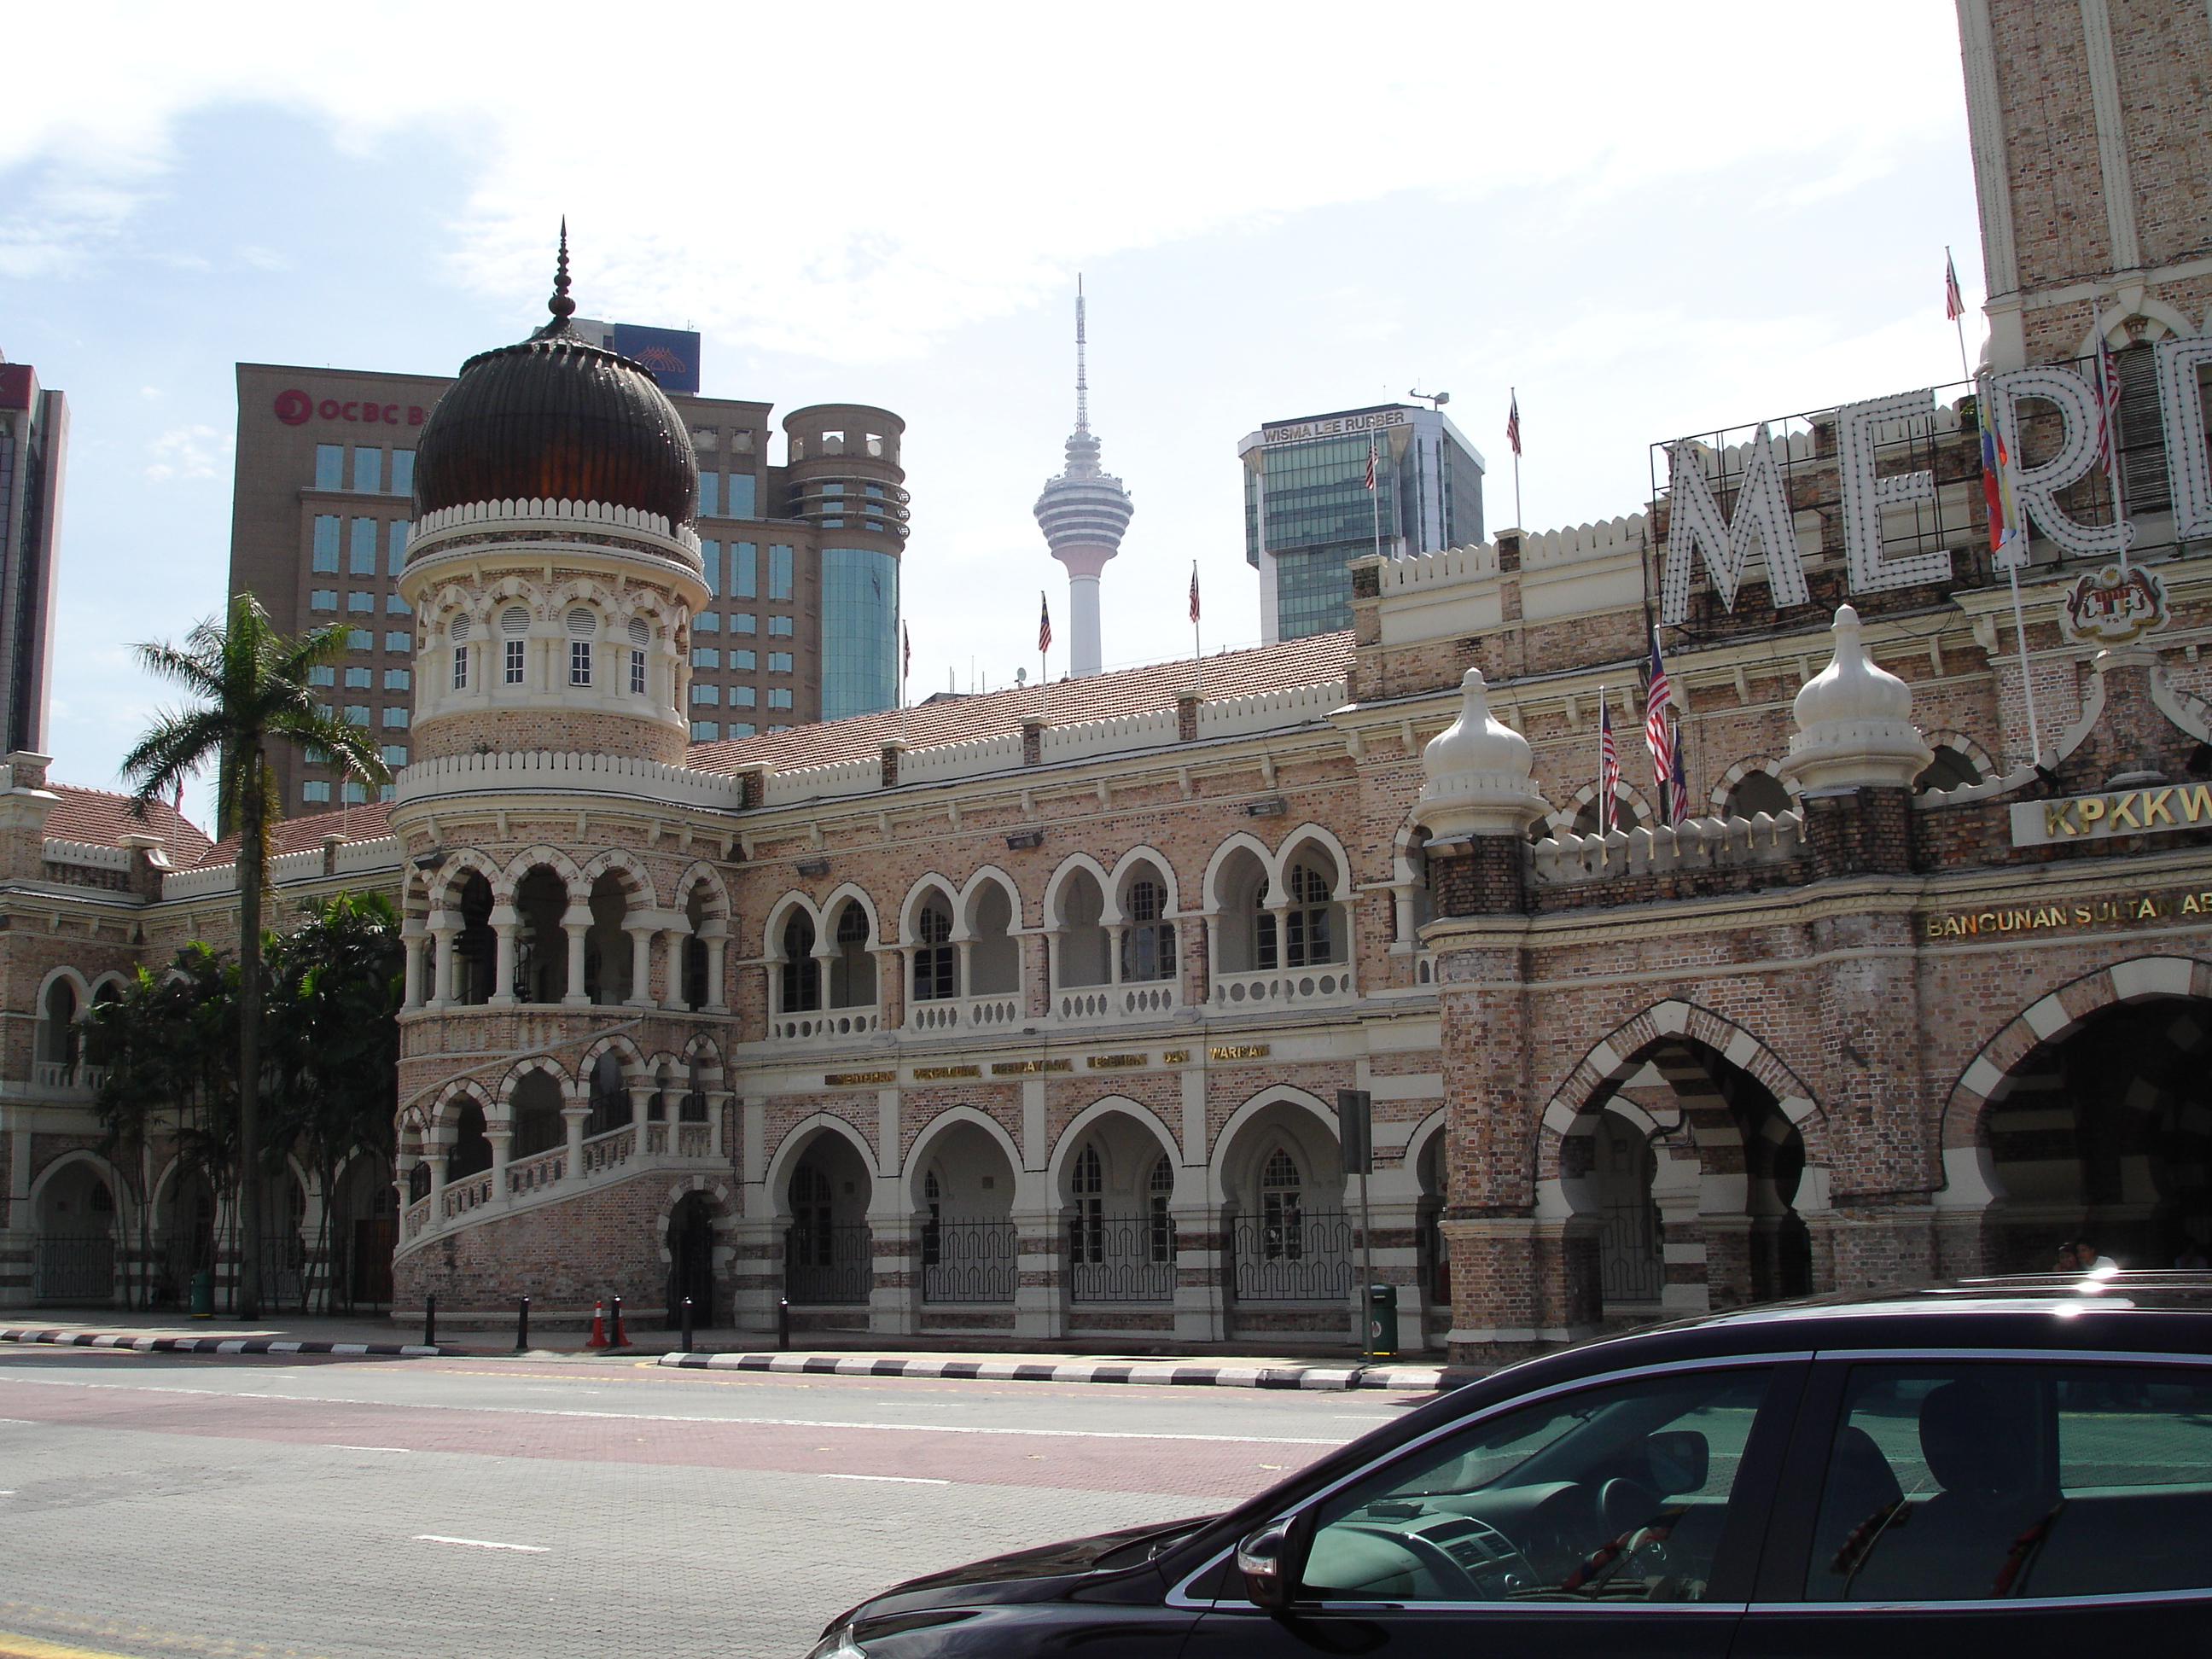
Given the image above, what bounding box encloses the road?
[0,1345,1430,1659]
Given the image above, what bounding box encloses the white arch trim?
[761,1111,883,1210]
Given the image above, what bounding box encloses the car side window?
[1300,1367,1773,1604]
[1803,1362,2212,1602]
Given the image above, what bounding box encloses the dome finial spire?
[544,218,576,330]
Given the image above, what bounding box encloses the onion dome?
[412,229,697,528]
[1779,604,1932,792]
[1415,667,1550,837]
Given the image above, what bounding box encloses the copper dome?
[412,242,696,529]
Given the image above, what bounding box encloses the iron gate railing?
[1231,1208,1353,1301]
[922,1220,1019,1302]
[785,1224,872,1304]
[1067,1216,1177,1302]
[1599,1201,1666,1303]
[32,1233,114,1302]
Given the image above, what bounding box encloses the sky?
[0,1,1984,826]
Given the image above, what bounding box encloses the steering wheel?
[1598,1476,1667,1539]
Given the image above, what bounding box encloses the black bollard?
[611,1295,628,1348]
[777,1296,790,1350]
[424,1293,436,1349]
[681,1296,694,1353]
[515,1295,530,1353]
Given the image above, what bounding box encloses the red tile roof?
[193,800,394,868]
[685,632,1355,775]
[44,784,214,866]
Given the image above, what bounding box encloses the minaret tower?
[1032,279,1132,678]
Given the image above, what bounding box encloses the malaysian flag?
[1944,251,1965,322]
[1978,382,2026,568]
[902,622,911,682]
[1189,562,1201,624]
[1506,392,1522,458]
[1598,696,1619,836]
[2094,331,2124,473]
[1363,434,1377,491]
[1038,591,1052,656]
[1644,626,1675,823]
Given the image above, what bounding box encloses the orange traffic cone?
[609,1295,632,1349]
[585,1299,608,1348]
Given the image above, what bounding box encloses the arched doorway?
[1219,1099,1351,1341]
[783,1131,873,1307]
[667,1192,716,1327]
[33,1160,116,1304]
[1982,996,2212,1270]
[913,1120,1018,1308]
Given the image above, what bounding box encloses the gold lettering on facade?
[990,1059,1073,1075]
[1087,1054,1147,1069]
[911,1064,981,1080]
[1161,1049,1190,1064]
[1208,1044,1272,1061]
[1920,888,2202,940]
[824,1070,895,1086]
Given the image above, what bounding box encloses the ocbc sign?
[274,389,428,428]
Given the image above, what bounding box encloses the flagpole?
[1369,433,1382,563]
[1596,685,1610,836]
[2005,562,2042,767]
[1947,246,1972,385]
[1510,386,1522,530]
[1979,371,2045,767]
[1190,561,1203,702]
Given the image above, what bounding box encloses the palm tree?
[120,593,388,1318]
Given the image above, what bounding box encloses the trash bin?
[1366,1283,1399,1358]
[189,1270,214,1318]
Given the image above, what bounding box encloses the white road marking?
[415,1534,550,1552]
[819,1473,950,1486]
[330,1444,410,1452]
[0,1376,1347,1446]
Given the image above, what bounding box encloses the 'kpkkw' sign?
[1658,340,2212,626]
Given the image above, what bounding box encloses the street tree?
[119,594,387,1318]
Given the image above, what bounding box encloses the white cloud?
[144,424,231,482]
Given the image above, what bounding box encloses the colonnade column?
[700,920,728,1012]
[562,1091,590,1186]
[427,915,459,1009]
[623,925,658,1008]
[488,905,519,1007]
[562,923,590,1008]
[399,921,425,1009]
[627,1075,652,1156]
[661,928,687,1011]
[486,1119,513,1202]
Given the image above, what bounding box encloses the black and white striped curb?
[2,1325,449,1359]
[656,1351,1472,1390]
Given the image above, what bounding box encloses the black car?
[806,1276,2212,1657]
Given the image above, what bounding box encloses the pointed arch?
[1046,1095,1184,1194]
[1208,1084,1346,1208]
[957,864,1027,933]
[762,1111,881,1214]
[896,873,963,945]
[574,1032,645,1080]
[815,881,879,941]
[671,859,732,920]
[428,847,505,908]
[577,848,659,911]
[1041,853,1114,926]
[1537,779,1656,840]
[760,890,824,959]
[1105,845,1183,922]
[1273,823,1354,899]
[502,844,584,892]
[1202,830,1278,912]
[903,1104,1025,1188]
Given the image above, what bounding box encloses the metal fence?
[32,1233,114,1302]
[1231,1208,1354,1301]
[785,1224,873,1305]
[921,1220,1019,1302]
[1599,1202,1667,1303]
[1067,1216,1177,1302]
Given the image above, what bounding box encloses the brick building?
[5,0,2212,1361]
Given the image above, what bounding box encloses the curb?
[1,1326,450,1359]
[655,1352,1476,1390]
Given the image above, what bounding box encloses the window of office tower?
[821,546,897,719]
[1261,434,1400,639]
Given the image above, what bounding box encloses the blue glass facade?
[820,546,898,719]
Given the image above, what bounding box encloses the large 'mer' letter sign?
[1661,426,1808,625]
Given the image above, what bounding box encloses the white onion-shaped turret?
[1778,604,1932,792]
[1415,667,1551,837]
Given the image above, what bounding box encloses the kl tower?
[1033,279,1132,678]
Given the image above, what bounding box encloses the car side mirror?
[1236,1521,1295,1610]
[1646,1429,1708,1493]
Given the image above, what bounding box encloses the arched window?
[913,897,956,1002]
[1915,743,1983,793]
[1724,770,1792,820]
[1148,1155,1175,1264]
[585,1051,628,1137]
[780,911,821,1012]
[454,872,495,1005]
[1261,1146,1304,1260]
[1259,861,1337,970]
[829,904,875,1008]
[39,978,79,1070]
[1569,795,1644,838]
[1121,878,1176,983]
[1071,1143,1103,1264]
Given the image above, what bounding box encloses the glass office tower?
[1239,404,1484,641]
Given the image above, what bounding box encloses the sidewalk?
[0,1310,1481,1390]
